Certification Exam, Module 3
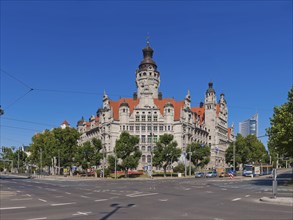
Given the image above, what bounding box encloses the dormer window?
[143,72,146,76]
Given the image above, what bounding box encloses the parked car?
[206,171,217,178]
[219,172,226,177]
[195,172,205,178]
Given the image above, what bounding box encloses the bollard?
[272,168,277,198]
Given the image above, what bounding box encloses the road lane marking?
[26,217,47,220]
[38,199,47,203]
[16,190,21,193]
[73,211,92,216]
[94,199,108,202]
[127,192,158,198]
[65,192,71,194]
[81,195,90,198]
[0,206,26,210]
[26,194,32,197]
[232,198,242,201]
[159,199,168,202]
[51,202,76,206]
[55,195,64,198]
[245,195,250,197]
[221,188,227,190]
[11,198,32,201]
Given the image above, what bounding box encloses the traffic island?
[260,197,293,206]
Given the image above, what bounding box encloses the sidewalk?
[260,196,293,206]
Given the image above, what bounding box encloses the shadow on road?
[100,203,135,220]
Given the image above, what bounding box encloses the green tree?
[186,143,210,170]
[74,138,103,170]
[225,134,268,167]
[115,131,141,177]
[28,127,80,173]
[153,134,182,177]
[267,86,293,159]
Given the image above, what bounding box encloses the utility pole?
[58,149,60,175]
[188,151,192,176]
[233,141,236,172]
[18,147,20,173]
[40,148,42,175]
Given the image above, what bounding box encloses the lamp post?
[188,151,192,176]
[233,141,236,172]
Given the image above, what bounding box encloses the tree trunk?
[163,166,167,177]
[125,168,128,178]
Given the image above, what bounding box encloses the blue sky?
[1,0,292,149]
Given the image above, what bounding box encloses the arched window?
[141,146,146,151]
[147,146,152,152]
[142,155,146,163]
[147,155,151,163]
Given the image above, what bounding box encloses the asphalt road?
[1,170,292,220]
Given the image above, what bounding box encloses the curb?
[259,197,293,206]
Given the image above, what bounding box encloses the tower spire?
[146,33,150,47]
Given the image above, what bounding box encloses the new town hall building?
[76,42,235,170]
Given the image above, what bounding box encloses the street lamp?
[188,151,192,176]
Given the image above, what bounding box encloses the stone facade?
[77,42,234,170]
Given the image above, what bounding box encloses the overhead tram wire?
[0,124,41,132]
[1,117,56,128]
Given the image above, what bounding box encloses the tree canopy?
[185,143,210,169]
[267,86,293,159]
[115,131,141,177]
[153,134,181,177]
[28,127,80,171]
[225,134,268,167]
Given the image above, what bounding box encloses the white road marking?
[16,190,21,193]
[127,192,158,198]
[51,202,76,206]
[232,198,242,201]
[26,217,47,220]
[159,199,168,201]
[205,191,213,193]
[245,195,250,197]
[55,196,64,198]
[0,206,26,210]
[184,188,191,190]
[94,190,101,192]
[94,199,108,202]
[73,211,92,216]
[81,195,90,198]
[65,192,71,194]
[38,199,47,202]
[221,188,227,190]
[26,194,32,197]
[11,198,32,201]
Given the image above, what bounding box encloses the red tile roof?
[61,120,70,125]
[228,127,231,138]
[216,104,220,116]
[109,98,140,121]
[154,98,185,121]
[108,98,185,121]
[191,107,205,124]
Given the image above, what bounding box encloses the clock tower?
[135,40,160,99]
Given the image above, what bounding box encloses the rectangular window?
[147,135,152,143]
[136,115,140,122]
[141,135,146,143]
[147,126,152,131]
[153,115,158,122]
[147,115,152,122]
[123,125,125,131]
[168,125,171,131]
[153,126,157,131]
[153,135,158,143]
[209,136,211,140]
[141,115,146,122]
[130,126,134,131]
[141,126,146,131]
[159,125,164,131]
[136,126,140,131]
